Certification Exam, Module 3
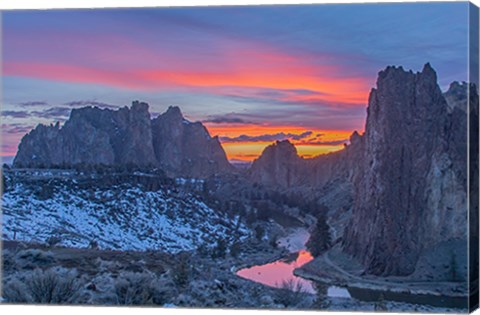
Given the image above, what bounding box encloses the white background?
[0,0,479,315]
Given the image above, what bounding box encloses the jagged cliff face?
[248,140,304,188]
[248,132,363,190]
[151,106,233,178]
[343,64,468,276]
[249,64,472,278]
[13,102,232,178]
[14,101,156,167]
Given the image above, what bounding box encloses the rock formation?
[14,101,156,168]
[250,64,475,278]
[248,133,363,190]
[342,64,469,276]
[13,102,233,178]
[151,106,233,178]
[248,140,304,188]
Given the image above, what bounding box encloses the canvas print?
[0,1,479,313]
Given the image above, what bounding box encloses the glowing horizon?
[0,114,355,163]
[1,4,469,163]
[209,124,354,162]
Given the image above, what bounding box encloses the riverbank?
[3,234,470,312]
[234,227,317,294]
[294,244,469,309]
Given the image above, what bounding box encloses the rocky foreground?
[1,239,467,312]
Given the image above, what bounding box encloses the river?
[235,227,469,311]
[236,227,351,298]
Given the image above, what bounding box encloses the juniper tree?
[306,214,332,257]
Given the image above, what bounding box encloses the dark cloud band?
[220,131,313,143]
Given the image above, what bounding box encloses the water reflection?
[236,249,316,293]
[236,228,351,298]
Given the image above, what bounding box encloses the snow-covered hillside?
[2,170,249,253]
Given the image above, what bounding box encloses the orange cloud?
[4,39,370,106]
[208,124,352,161]
[222,141,345,162]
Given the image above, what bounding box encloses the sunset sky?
[1,3,471,162]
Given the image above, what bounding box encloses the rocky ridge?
[248,130,363,190]
[151,106,233,178]
[343,64,469,276]
[13,102,233,178]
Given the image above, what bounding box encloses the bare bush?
[171,254,190,288]
[113,271,165,305]
[95,258,122,273]
[15,249,56,269]
[2,267,85,304]
[2,249,16,273]
[374,293,388,311]
[46,236,61,247]
[2,278,30,303]
[312,284,330,309]
[274,279,308,308]
[31,268,83,303]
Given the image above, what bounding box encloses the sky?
[1,2,471,162]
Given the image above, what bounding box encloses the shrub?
[28,268,83,303]
[15,249,56,269]
[113,271,165,305]
[254,225,265,241]
[211,238,227,259]
[274,279,308,308]
[374,293,388,311]
[2,267,85,304]
[172,254,190,288]
[229,242,241,258]
[89,240,99,249]
[47,236,61,247]
[2,278,30,303]
[313,284,330,309]
[35,183,55,200]
[2,249,16,273]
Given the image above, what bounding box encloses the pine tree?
[254,225,265,241]
[306,214,332,257]
[211,238,227,259]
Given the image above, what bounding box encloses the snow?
[2,175,250,253]
[276,228,310,253]
[328,286,351,298]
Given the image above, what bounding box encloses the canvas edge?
[468,1,480,313]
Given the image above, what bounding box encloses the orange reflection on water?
[236,250,315,293]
